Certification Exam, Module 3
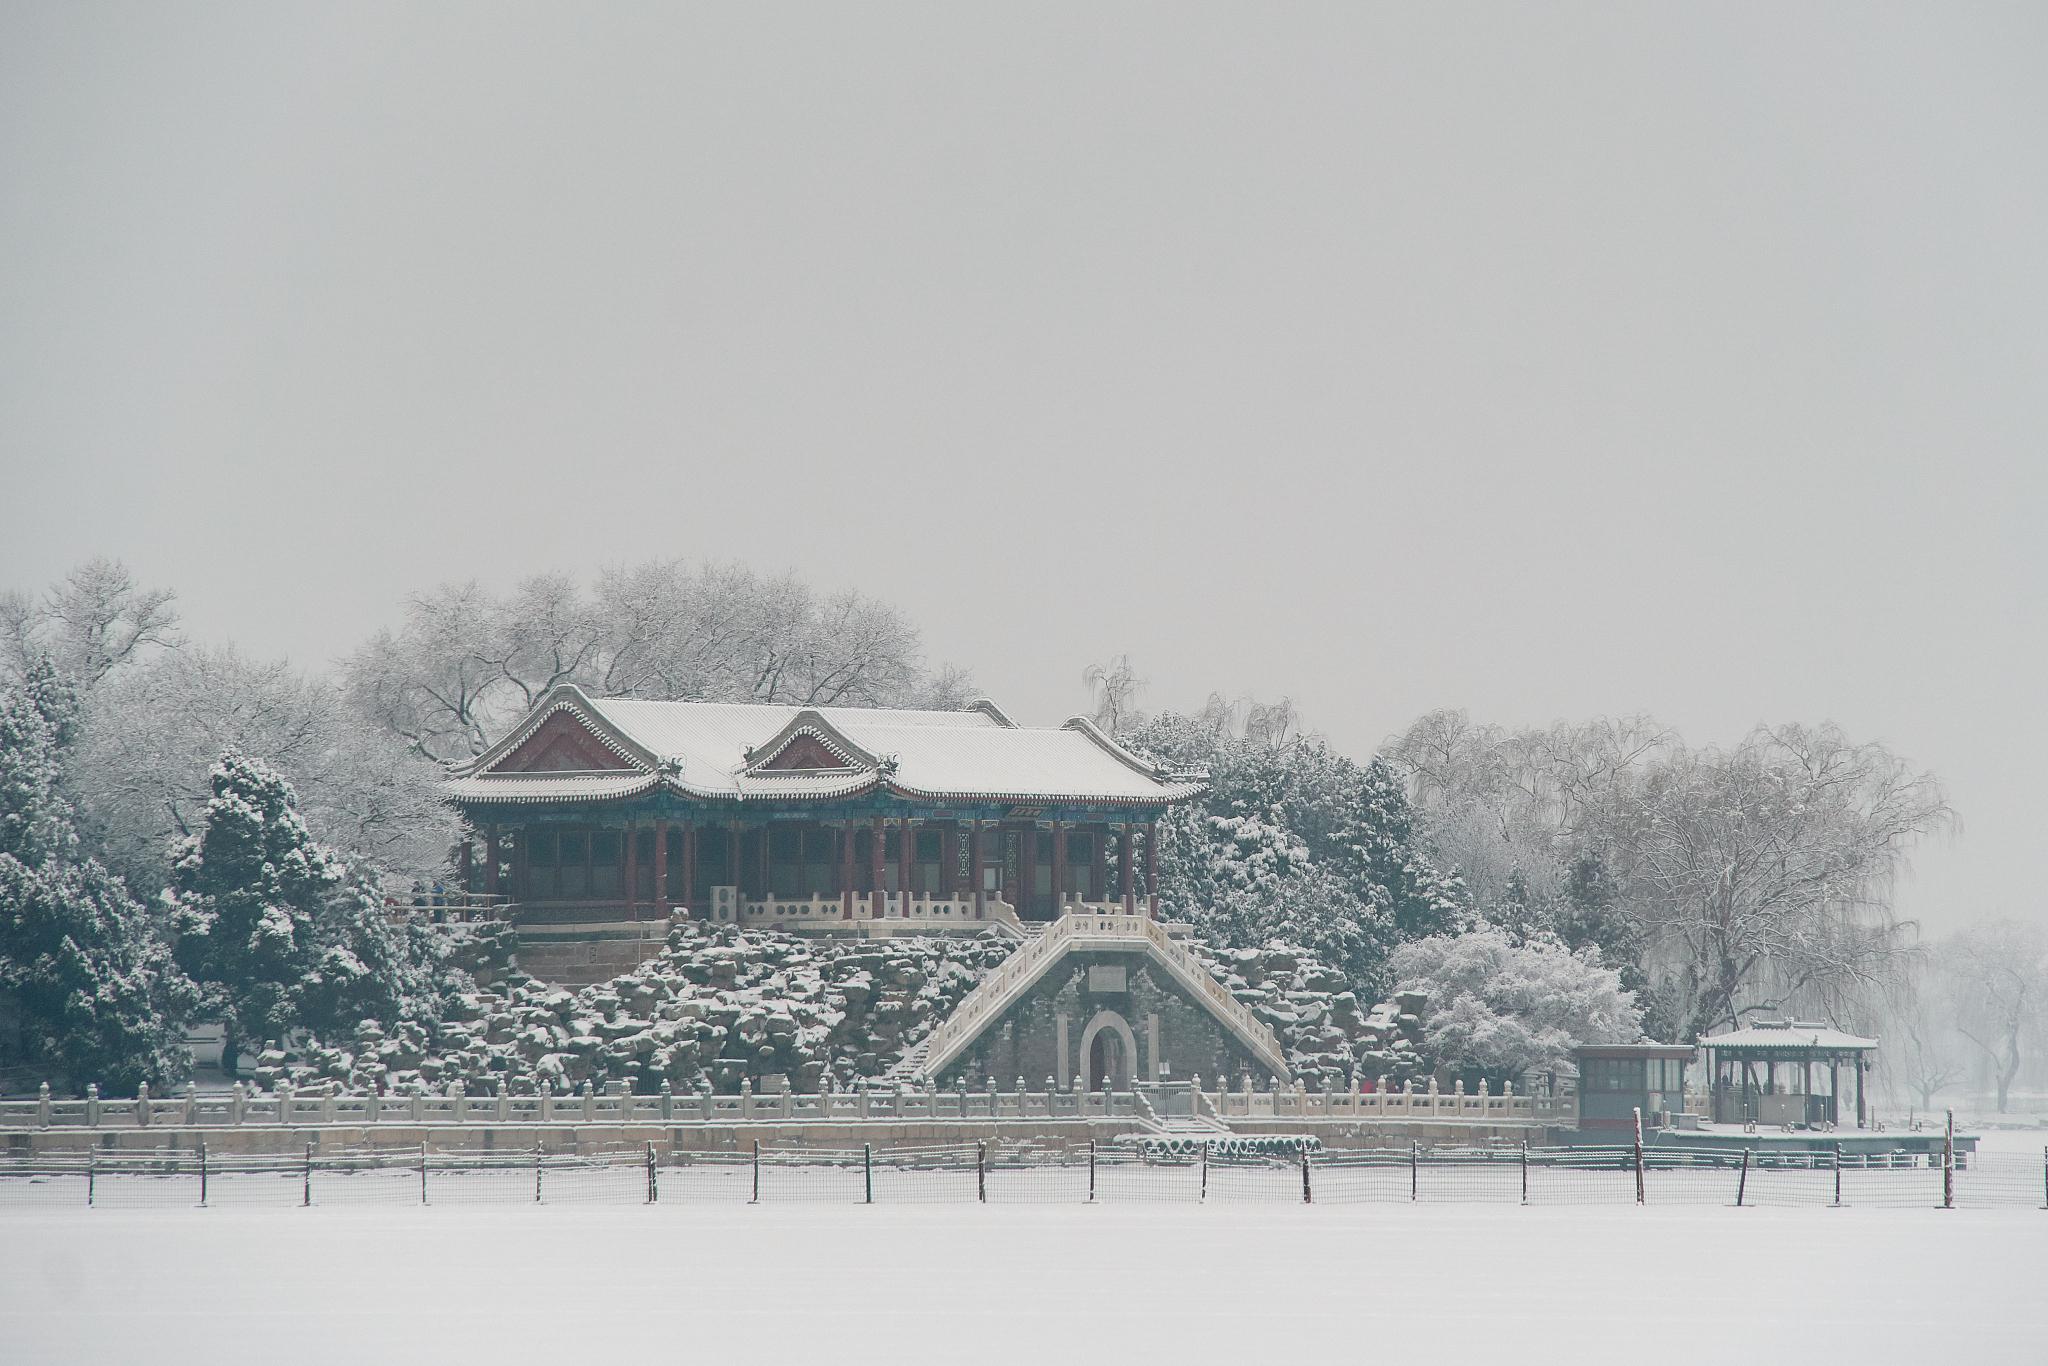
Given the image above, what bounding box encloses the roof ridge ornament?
[964,698,1017,728]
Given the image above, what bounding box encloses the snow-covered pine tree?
[1129,713,1467,999]
[169,751,440,1073]
[0,661,196,1092]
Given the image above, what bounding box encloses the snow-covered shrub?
[1390,926,1642,1088]
[262,923,1015,1096]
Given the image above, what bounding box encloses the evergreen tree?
[1131,714,1466,998]
[170,751,440,1071]
[0,662,195,1091]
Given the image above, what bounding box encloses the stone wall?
[937,949,1271,1089]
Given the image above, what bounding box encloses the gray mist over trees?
[0,555,2018,1103]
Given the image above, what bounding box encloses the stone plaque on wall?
[1087,965,1127,994]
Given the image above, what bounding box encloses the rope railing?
[3,1139,2040,1210]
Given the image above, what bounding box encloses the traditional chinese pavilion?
[1698,1019,1877,1128]
[445,686,1203,960]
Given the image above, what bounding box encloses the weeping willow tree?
[1391,712,1952,1041]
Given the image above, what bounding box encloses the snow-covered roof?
[446,686,1204,808]
[1698,1021,1878,1052]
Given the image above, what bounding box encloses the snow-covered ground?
[2,1204,2043,1365]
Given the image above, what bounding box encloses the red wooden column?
[1120,823,1135,913]
[653,822,669,911]
[459,838,474,894]
[1145,820,1159,918]
[970,819,986,917]
[484,825,500,897]
[1090,825,1108,906]
[758,827,772,900]
[727,824,742,899]
[840,822,855,917]
[623,820,638,918]
[682,822,698,912]
[1050,821,1067,915]
[899,816,914,911]
[939,825,958,900]
[869,817,886,917]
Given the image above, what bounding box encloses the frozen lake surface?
[2,1204,2043,1365]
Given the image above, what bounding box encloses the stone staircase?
[884,1037,933,1083]
[912,912,1289,1083]
[1144,1112,1231,1138]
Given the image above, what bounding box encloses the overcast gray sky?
[3,4,2042,932]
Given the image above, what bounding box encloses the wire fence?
[2,1141,2040,1211]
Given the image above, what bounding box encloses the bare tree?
[1880,952,1966,1113]
[1597,723,1951,1038]
[1082,655,1146,736]
[342,582,512,761]
[1242,697,1301,749]
[345,561,951,761]
[1940,919,2048,1113]
[1386,709,1675,915]
[1388,711,1951,1040]
[72,644,461,893]
[2,558,180,686]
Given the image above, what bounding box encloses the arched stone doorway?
[1078,1010,1138,1091]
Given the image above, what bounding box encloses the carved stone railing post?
[37,1082,51,1129]
[229,1082,246,1126]
[135,1082,150,1128]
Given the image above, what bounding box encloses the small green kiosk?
[1572,1043,1695,1134]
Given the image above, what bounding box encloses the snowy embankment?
[2,1205,2042,1364]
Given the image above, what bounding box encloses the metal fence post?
[86,1151,94,1207]
[304,1142,313,1207]
[1632,1107,1646,1205]
[1736,1148,1750,1207]
[863,1143,873,1204]
[420,1142,429,1206]
[535,1145,543,1203]
[977,1142,986,1204]
[198,1140,208,1207]
[1409,1140,1418,1202]
[1520,1140,1529,1205]
[1832,1141,1842,1208]
[1942,1110,1954,1210]
[646,1142,658,1204]
[1300,1142,1312,1204]
[751,1140,760,1204]
[1088,1139,1097,1203]
[1199,1140,1209,1203]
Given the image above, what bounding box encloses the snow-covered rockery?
[256,924,1015,1096]
[253,927,1435,1097]
[1194,943,1430,1089]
